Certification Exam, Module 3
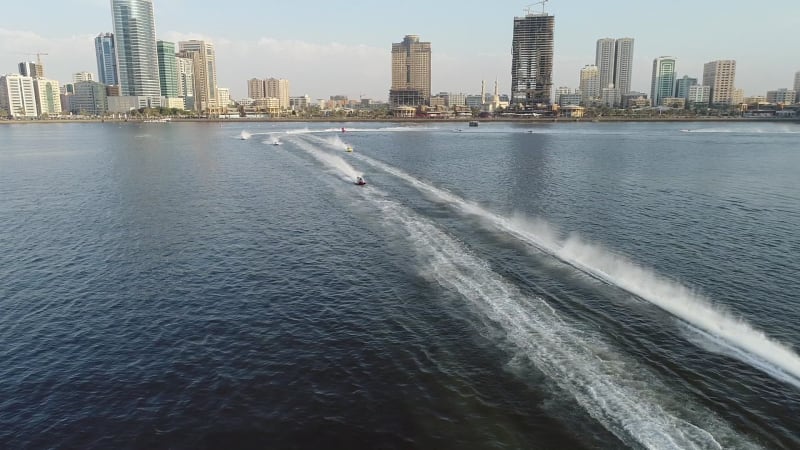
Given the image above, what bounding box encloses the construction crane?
[15,52,49,65]
[524,0,549,15]
[32,52,49,66]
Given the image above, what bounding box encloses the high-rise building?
[156,41,178,97]
[595,38,616,90]
[266,78,290,109]
[111,0,160,97]
[579,64,600,104]
[651,57,677,106]
[593,37,634,106]
[248,78,266,99]
[390,35,432,106]
[178,40,218,112]
[794,71,800,103]
[703,60,736,105]
[613,38,634,96]
[18,62,44,79]
[33,78,62,116]
[95,32,118,85]
[510,12,554,108]
[675,75,697,100]
[0,74,38,118]
[176,54,195,110]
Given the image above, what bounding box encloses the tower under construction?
[510,7,554,110]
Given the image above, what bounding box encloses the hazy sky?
[2,0,799,100]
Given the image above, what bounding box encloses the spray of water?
[350,151,800,388]
[285,135,761,447]
[239,130,251,140]
[290,138,361,182]
[367,184,756,450]
[324,135,349,150]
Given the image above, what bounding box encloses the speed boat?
[345,146,353,152]
[272,140,281,145]
[355,176,366,186]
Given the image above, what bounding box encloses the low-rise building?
[70,81,107,115]
[107,95,167,114]
[661,97,685,108]
[687,85,710,106]
[559,91,582,106]
[766,88,796,105]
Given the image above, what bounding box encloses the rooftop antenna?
[524,0,549,15]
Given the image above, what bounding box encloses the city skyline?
[1,0,799,100]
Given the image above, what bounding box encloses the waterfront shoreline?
[2,116,799,125]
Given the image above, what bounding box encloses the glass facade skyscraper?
[111,0,160,97]
[651,57,677,106]
[157,40,178,97]
[95,33,119,86]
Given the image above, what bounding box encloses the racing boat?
[345,146,353,152]
[355,176,366,186]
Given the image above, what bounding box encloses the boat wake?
[286,137,362,182]
[289,135,763,448]
[343,149,800,390]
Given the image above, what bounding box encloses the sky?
[2,0,799,101]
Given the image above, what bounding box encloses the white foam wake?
[288,137,361,181]
[369,188,756,450]
[350,152,800,389]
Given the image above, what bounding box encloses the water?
[1,121,798,449]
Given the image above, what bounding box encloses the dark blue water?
[1,121,799,449]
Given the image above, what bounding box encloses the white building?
[703,60,736,105]
[0,74,38,118]
[176,55,195,110]
[216,87,230,113]
[687,85,710,105]
[601,86,620,108]
[446,92,466,107]
[73,71,96,83]
[107,95,170,114]
[289,95,310,110]
[766,89,796,105]
[33,78,62,116]
[554,86,572,105]
[579,65,600,104]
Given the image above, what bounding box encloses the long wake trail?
[338,147,800,389]
[291,135,758,448]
